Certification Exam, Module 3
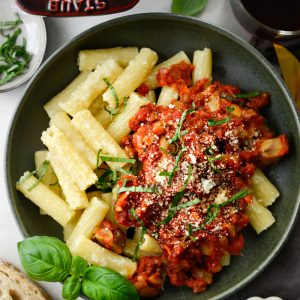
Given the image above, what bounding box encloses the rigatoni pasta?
[41,126,97,190]
[17,46,289,299]
[103,48,158,109]
[16,172,75,226]
[78,47,139,71]
[71,109,129,170]
[60,59,123,116]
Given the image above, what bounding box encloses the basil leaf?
[82,266,139,300]
[62,275,81,300]
[118,186,157,193]
[171,0,208,16]
[235,91,261,98]
[18,236,72,282]
[70,256,88,277]
[207,117,229,126]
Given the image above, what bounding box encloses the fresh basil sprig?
[171,0,208,16]
[18,236,139,300]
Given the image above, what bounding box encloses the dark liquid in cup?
[241,0,300,31]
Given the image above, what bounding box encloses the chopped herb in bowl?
[0,14,31,86]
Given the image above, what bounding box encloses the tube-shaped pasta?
[157,86,178,106]
[49,152,89,210]
[78,47,139,71]
[71,109,129,170]
[93,106,114,128]
[106,92,149,144]
[192,48,212,84]
[133,229,162,255]
[144,51,191,89]
[50,112,98,170]
[246,197,275,234]
[249,168,280,207]
[69,235,137,278]
[220,253,230,266]
[123,239,156,259]
[144,90,156,103]
[103,48,158,109]
[60,59,123,116]
[66,197,109,247]
[41,126,97,190]
[87,191,116,224]
[43,71,90,118]
[88,95,105,115]
[16,172,75,227]
[63,210,83,242]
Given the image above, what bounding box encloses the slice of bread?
[0,260,51,300]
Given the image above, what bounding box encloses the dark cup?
[230,0,300,47]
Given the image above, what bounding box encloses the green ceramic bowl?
[5,13,300,300]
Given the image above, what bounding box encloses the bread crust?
[0,260,51,300]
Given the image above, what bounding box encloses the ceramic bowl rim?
[5,13,300,300]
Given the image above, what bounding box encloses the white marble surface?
[0,0,252,299]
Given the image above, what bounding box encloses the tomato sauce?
[114,62,288,294]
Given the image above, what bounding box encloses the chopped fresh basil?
[0,18,32,86]
[204,145,215,156]
[187,223,196,241]
[219,188,251,207]
[170,107,195,144]
[119,186,157,193]
[159,171,171,176]
[207,117,229,126]
[207,155,222,172]
[95,169,118,192]
[235,91,261,98]
[168,146,187,185]
[170,198,201,211]
[17,160,50,191]
[161,164,193,224]
[130,208,147,262]
[103,78,119,108]
[100,155,136,164]
[0,13,22,31]
[191,188,252,232]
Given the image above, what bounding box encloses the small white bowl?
[0,0,46,92]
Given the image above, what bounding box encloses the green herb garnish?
[95,169,118,192]
[187,223,196,241]
[207,117,229,126]
[18,160,50,191]
[235,92,261,98]
[0,22,32,86]
[0,13,22,31]
[191,188,251,232]
[170,198,201,211]
[207,155,222,172]
[161,164,193,224]
[118,186,157,193]
[104,96,128,117]
[167,146,187,185]
[103,78,119,108]
[130,208,147,262]
[170,107,195,144]
[171,0,208,16]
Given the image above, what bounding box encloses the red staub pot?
[16,0,140,17]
